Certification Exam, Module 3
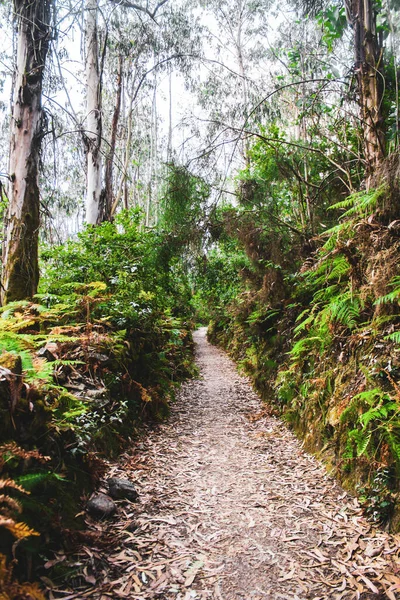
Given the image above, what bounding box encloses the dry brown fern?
[0,495,22,516]
[0,480,27,495]
[0,518,39,540]
[0,553,45,599]
[0,443,50,471]
[0,479,39,540]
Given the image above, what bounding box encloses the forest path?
[58,328,399,600]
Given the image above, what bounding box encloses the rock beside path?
[107,477,139,501]
[87,493,116,519]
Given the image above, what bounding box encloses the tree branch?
[108,0,169,20]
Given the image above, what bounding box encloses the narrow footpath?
[54,328,400,600]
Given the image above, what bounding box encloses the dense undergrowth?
[198,155,400,531]
[0,209,197,595]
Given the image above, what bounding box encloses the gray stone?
[87,493,116,519]
[89,353,111,366]
[107,478,139,502]
[84,388,108,400]
[37,346,57,362]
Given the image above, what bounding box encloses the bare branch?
[108,0,169,20]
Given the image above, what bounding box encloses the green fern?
[329,293,362,329]
[360,402,398,427]
[312,284,340,303]
[293,312,315,336]
[25,360,54,384]
[52,392,88,427]
[322,222,354,251]
[341,388,400,464]
[329,186,386,219]
[0,301,31,319]
[384,429,400,465]
[341,388,386,423]
[15,472,65,491]
[375,276,400,306]
[289,335,325,359]
[24,334,80,347]
[308,255,350,287]
[348,429,372,457]
[385,331,400,344]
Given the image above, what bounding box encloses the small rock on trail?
[107,477,139,501]
[86,493,116,519]
[51,328,400,599]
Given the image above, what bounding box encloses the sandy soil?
[51,328,400,600]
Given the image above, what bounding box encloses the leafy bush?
[0,209,198,585]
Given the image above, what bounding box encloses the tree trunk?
[112,84,134,217]
[84,0,102,224]
[2,0,52,304]
[102,54,123,222]
[352,0,385,176]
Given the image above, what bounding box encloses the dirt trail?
[55,328,400,600]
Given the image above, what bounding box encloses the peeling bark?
[2,0,52,304]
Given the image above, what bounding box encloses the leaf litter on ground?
[47,328,400,599]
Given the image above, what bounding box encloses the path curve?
[58,328,399,599]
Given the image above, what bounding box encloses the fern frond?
[384,429,400,465]
[329,195,358,212]
[375,276,400,306]
[289,336,324,359]
[385,331,400,344]
[0,443,50,464]
[0,495,22,515]
[329,186,386,219]
[0,517,39,539]
[293,313,315,336]
[15,472,64,491]
[321,222,354,251]
[309,255,350,287]
[329,294,362,329]
[355,430,372,456]
[327,255,351,282]
[313,284,340,303]
[0,301,30,318]
[0,479,29,495]
[52,359,84,367]
[295,308,311,322]
[341,388,384,423]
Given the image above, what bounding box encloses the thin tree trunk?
[167,66,173,162]
[102,53,123,221]
[112,92,134,217]
[84,0,102,224]
[235,2,250,165]
[2,0,52,304]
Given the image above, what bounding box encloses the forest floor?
[50,328,400,600]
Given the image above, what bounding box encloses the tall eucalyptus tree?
[2,0,53,303]
[83,0,169,224]
[347,0,385,173]
[300,0,388,176]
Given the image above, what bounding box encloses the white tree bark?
[84,0,102,224]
